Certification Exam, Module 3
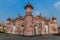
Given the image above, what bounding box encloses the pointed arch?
[12,23,16,34]
[34,24,39,35]
[19,25,24,35]
[44,22,49,34]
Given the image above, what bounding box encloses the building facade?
[5,3,58,36]
[0,22,5,32]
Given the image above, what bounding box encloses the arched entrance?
[19,25,24,35]
[34,24,39,35]
[12,24,16,34]
[44,23,49,34]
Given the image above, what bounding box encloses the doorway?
[34,24,39,35]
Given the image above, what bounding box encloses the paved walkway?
[0,34,60,40]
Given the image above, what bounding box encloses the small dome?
[52,16,56,20]
[7,17,11,21]
[24,2,33,9]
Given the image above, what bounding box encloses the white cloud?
[54,2,60,9]
[32,11,41,16]
[32,10,49,17]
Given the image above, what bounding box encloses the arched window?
[34,24,39,35]
[39,23,42,28]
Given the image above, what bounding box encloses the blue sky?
[0,0,60,26]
